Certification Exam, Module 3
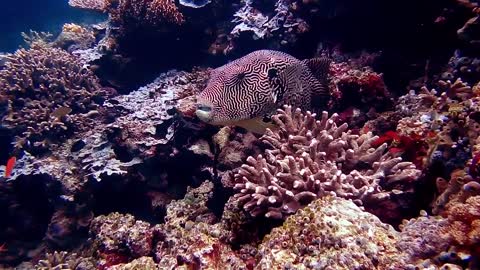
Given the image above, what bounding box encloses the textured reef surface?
[1,0,480,269]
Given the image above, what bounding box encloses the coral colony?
[0,0,480,269]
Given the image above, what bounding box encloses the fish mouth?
[195,103,213,123]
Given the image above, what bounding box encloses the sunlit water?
[0,0,106,52]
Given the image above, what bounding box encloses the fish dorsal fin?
[302,57,331,84]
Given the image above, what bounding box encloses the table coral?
[257,196,408,269]
[234,105,420,220]
[68,0,111,12]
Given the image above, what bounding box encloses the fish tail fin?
[303,57,331,84]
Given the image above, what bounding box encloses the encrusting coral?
[397,211,453,266]
[89,212,153,268]
[257,195,408,269]
[154,181,246,269]
[397,196,480,268]
[85,182,247,269]
[234,105,421,219]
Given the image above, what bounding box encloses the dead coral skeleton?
[234,105,420,219]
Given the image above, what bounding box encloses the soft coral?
[372,130,428,168]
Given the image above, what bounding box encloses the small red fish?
[4,157,16,178]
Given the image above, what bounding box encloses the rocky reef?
[0,0,480,269]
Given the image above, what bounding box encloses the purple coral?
[234,105,421,219]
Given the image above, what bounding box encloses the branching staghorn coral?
[21,30,54,47]
[234,105,421,219]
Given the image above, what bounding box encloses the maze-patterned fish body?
[196,50,330,133]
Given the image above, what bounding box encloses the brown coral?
[0,43,111,152]
[147,0,184,25]
[68,0,111,12]
[443,195,480,247]
[233,105,420,219]
[109,0,184,28]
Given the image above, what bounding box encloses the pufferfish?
[196,50,331,134]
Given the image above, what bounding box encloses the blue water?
[0,0,106,52]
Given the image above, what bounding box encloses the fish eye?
[236,72,246,80]
[267,68,278,79]
[262,115,272,123]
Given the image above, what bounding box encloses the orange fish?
[4,157,16,178]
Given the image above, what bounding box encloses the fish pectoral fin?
[274,63,304,99]
[235,117,278,135]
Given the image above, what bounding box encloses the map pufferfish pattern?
[196,49,330,124]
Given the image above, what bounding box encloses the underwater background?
[0,0,105,52]
[0,0,480,269]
